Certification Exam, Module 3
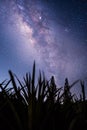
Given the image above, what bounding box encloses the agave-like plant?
[7,62,50,130]
[0,79,24,130]
[0,62,87,130]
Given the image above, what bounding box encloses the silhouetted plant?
[0,62,87,130]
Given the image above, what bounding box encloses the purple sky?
[0,0,87,95]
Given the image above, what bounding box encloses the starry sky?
[0,0,87,94]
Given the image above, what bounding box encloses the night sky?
[0,0,87,94]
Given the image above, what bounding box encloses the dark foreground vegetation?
[0,62,87,130]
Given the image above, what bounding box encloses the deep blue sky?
[0,0,87,95]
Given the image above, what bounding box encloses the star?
[0,0,87,90]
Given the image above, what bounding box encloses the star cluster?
[0,0,87,90]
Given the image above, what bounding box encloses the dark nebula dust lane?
[0,0,87,94]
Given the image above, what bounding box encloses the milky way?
[0,0,87,93]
